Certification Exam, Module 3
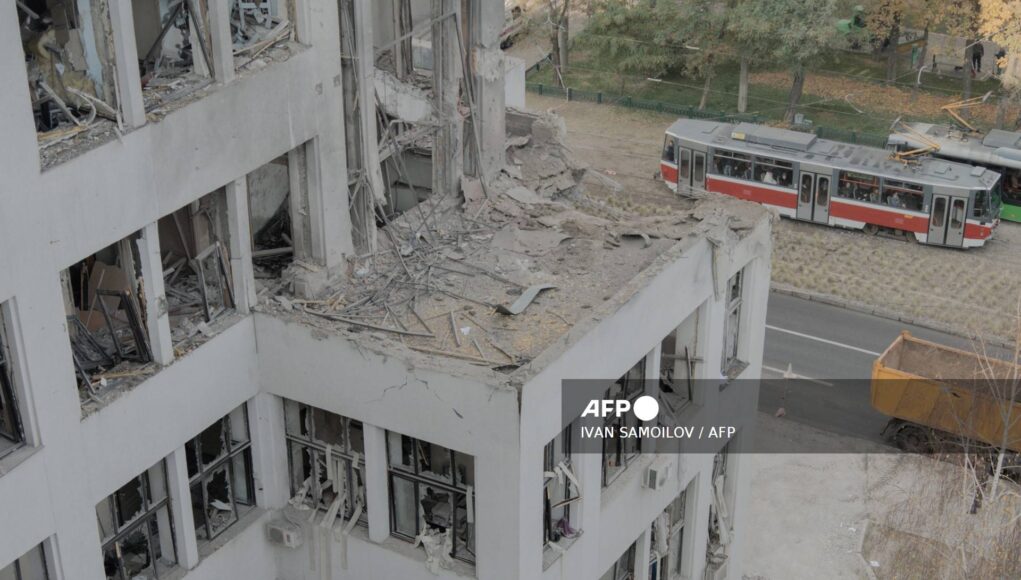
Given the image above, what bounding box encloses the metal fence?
[525,82,889,149]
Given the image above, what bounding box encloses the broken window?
[659,308,701,416]
[0,306,27,459]
[17,0,121,168]
[602,357,645,487]
[722,269,745,378]
[666,489,687,576]
[186,405,255,544]
[0,540,50,579]
[706,442,732,571]
[248,154,298,281]
[599,540,637,580]
[97,461,176,580]
[62,237,154,404]
[386,431,475,564]
[157,188,237,351]
[134,0,214,111]
[283,400,366,524]
[543,422,580,550]
[231,0,294,72]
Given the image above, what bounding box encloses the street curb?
[770,283,1015,350]
[857,519,879,580]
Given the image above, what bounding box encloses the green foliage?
[579,0,686,79]
[729,0,839,67]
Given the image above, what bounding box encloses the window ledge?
[0,443,40,477]
[197,506,267,561]
[542,531,582,571]
[375,534,477,578]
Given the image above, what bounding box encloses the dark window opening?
[386,431,475,564]
[17,0,122,169]
[158,188,237,352]
[284,400,367,524]
[603,357,646,487]
[711,150,751,180]
[543,423,580,550]
[0,541,50,579]
[62,237,154,405]
[97,461,176,580]
[187,405,255,544]
[0,308,26,459]
[134,0,213,112]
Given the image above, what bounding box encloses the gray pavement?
[758,292,987,445]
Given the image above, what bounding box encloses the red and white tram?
[660,119,1002,248]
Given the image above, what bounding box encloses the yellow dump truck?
[871,332,1021,453]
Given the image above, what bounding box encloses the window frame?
[97,462,176,580]
[0,306,26,457]
[602,358,646,487]
[0,541,50,580]
[711,150,751,179]
[542,423,579,548]
[385,432,476,565]
[722,269,745,376]
[186,405,256,544]
[600,540,637,580]
[283,400,367,524]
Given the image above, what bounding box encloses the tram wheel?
[864,224,879,236]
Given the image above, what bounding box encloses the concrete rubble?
[259,108,771,382]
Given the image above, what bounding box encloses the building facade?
[1,1,771,579]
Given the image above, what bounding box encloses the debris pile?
[65,255,156,411]
[17,1,121,168]
[261,109,769,376]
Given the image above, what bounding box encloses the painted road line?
[761,365,836,387]
[766,325,883,357]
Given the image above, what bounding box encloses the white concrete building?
[1,1,772,580]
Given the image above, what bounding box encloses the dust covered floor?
[527,94,1021,342]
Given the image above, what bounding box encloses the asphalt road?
[757,292,985,446]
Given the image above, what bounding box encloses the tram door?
[677,147,706,194]
[928,195,966,247]
[797,172,831,224]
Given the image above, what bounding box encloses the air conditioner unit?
[643,457,674,490]
[266,520,303,549]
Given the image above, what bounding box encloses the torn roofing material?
[262,109,771,383]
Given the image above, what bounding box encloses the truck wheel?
[895,425,932,453]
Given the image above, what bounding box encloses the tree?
[930,0,982,99]
[730,0,838,123]
[677,0,732,110]
[547,0,571,86]
[579,0,686,94]
[864,0,908,81]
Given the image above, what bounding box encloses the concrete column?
[207,0,236,84]
[577,451,604,580]
[432,0,464,197]
[166,446,200,569]
[689,467,714,580]
[469,0,506,181]
[225,178,257,313]
[136,223,173,365]
[635,528,651,580]
[363,424,390,543]
[353,0,386,205]
[644,343,661,454]
[107,0,146,128]
[250,394,290,509]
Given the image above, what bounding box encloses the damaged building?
[0,2,770,580]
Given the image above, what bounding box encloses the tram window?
[818,177,830,205]
[950,199,965,228]
[837,171,879,203]
[973,189,990,219]
[881,180,923,211]
[663,137,676,163]
[679,150,691,180]
[712,150,751,179]
[693,153,705,184]
[753,157,793,187]
[799,174,813,203]
[932,197,946,224]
